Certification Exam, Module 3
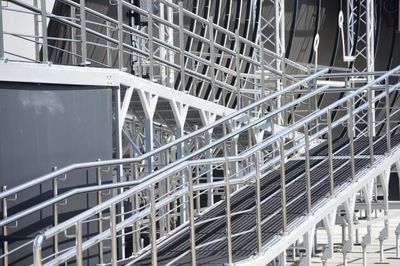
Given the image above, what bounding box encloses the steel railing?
[4,0,309,109]
[1,1,400,265]
[0,68,328,265]
[29,66,400,265]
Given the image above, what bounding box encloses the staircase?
[1,1,400,266]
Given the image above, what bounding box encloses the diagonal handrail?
[31,66,400,265]
[0,68,328,201]
[0,83,328,229]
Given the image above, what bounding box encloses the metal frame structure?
[1,1,399,266]
[346,0,375,75]
[20,67,400,266]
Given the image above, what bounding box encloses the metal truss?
[18,66,399,266]
[346,0,375,75]
[0,62,330,265]
[344,0,376,137]
[2,0,307,109]
[1,1,399,266]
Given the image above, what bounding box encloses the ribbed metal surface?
[133,135,400,265]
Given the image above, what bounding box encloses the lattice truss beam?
[345,0,376,136]
[257,0,285,66]
[346,0,375,74]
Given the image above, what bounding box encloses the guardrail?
[30,66,400,265]
[0,67,328,265]
[3,0,309,108]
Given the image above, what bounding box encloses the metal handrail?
[0,68,328,201]
[0,82,328,229]
[32,66,400,265]
[6,0,308,108]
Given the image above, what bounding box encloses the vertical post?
[275,0,286,121]
[96,161,104,264]
[235,30,241,109]
[279,137,287,234]
[132,162,141,254]
[2,186,8,266]
[379,239,385,263]
[327,110,334,196]
[79,0,88,65]
[209,16,217,104]
[194,127,201,213]
[230,135,240,192]
[33,234,44,266]
[164,154,172,233]
[144,120,154,172]
[255,151,263,254]
[76,222,83,266]
[52,166,59,256]
[114,88,125,258]
[33,0,40,61]
[187,166,197,266]
[150,184,158,266]
[71,6,78,65]
[0,0,3,60]
[40,0,48,62]
[148,0,154,79]
[304,124,312,214]
[175,127,187,222]
[366,0,375,81]
[396,229,400,258]
[117,0,124,70]
[166,0,175,87]
[348,98,355,182]
[346,0,355,62]
[159,2,167,85]
[223,123,233,264]
[367,0,376,131]
[110,204,118,266]
[259,28,265,107]
[158,130,165,237]
[367,87,374,165]
[362,244,367,266]
[178,2,186,92]
[385,77,391,153]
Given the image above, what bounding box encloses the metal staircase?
[13,66,400,266]
[1,1,400,266]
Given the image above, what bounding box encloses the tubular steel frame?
[0,1,398,266]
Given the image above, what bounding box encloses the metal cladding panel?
[0,82,113,266]
[0,82,112,187]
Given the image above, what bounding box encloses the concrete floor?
[306,209,400,265]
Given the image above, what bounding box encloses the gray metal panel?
[0,82,113,266]
[0,82,112,187]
